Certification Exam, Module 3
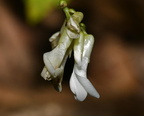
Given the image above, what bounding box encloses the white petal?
[70,71,87,101]
[67,29,80,39]
[76,74,100,98]
[83,34,94,59]
[74,63,87,78]
[67,17,80,33]
[74,31,84,65]
[41,66,51,80]
[49,32,60,49]
[52,52,68,90]
[44,26,73,74]
[43,53,56,76]
[43,44,68,77]
[49,32,60,42]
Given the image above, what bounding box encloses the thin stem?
[59,0,73,20]
[63,7,71,19]
[59,0,67,8]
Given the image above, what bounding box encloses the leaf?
[24,0,62,24]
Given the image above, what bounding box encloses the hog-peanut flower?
[41,1,100,101]
[41,11,83,92]
[70,31,100,101]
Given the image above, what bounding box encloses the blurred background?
[0,0,144,115]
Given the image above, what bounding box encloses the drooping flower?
[41,11,83,92]
[70,31,100,101]
[41,2,100,101]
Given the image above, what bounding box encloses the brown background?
[0,0,144,115]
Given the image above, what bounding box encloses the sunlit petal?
[76,73,100,98]
[70,71,87,101]
[74,63,100,99]
[49,32,60,49]
[51,51,69,92]
[82,34,94,59]
[74,31,84,65]
[41,66,51,80]
[67,12,83,33]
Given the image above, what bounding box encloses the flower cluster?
[41,0,100,101]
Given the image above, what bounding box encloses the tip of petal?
[76,74,100,99]
[74,95,87,102]
[53,83,62,92]
[41,67,51,80]
[93,92,100,99]
[70,71,87,101]
[52,77,63,92]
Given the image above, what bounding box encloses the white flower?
[41,8,100,101]
[41,11,83,92]
[70,33,100,101]
[70,62,100,101]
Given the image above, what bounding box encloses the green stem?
[63,7,71,19]
[59,0,72,20]
[59,0,67,8]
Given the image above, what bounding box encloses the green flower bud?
[59,0,67,8]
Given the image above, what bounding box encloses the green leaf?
[24,0,60,24]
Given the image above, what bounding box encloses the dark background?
[0,0,144,115]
